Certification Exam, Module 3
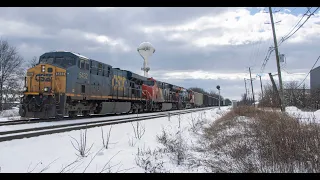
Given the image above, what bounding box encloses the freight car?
[19,51,216,119]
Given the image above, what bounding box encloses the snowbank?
[285,106,320,124]
[285,106,302,112]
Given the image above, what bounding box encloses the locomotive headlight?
[44,87,49,92]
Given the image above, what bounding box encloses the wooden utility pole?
[268,73,282,108]
[244,78,248,105]
[244,78,248,94]
[258,75,264,99]
[269,7,284,112]
[249,67,255,106]
[258,74,264,108]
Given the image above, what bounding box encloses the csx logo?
[35,74,52,82]
[112,75,126,91]
[79,72,88,79]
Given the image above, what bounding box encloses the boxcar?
[194,91,203,107]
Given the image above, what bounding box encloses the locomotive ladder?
[54,79,63,116]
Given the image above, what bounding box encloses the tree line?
[238,80,320,110]
[0,39,38,110]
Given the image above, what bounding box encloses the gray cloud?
[0,7,318,100]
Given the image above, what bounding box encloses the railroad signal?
[216,85,221,110]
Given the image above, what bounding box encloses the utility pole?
[258,74,264,108]
[249,67,255,107]
[258,75,264,99]
[269,73,282,109]
[244,78,248,97]
[269,7,284,112]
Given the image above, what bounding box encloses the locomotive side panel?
[87,60,112,100]
[125,70,146,99]
[111,68,129,99]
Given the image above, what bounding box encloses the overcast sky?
[1,7,320,100]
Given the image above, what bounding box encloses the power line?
[279,7,319,46]
[259,7,318,75]
[281,67,295,74]
[259,7,283,74]
[247,7,266,69]
[260,47,275,74]
[297,55,320,88]
[280,8,309,41]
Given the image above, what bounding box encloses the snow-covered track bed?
[0,107,207,127]
[0,107,213,142]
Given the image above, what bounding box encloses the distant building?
[310,66,320,90]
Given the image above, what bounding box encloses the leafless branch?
[131,121,145,140]
[59,157,82,173]
[83,147,104,173]
[27,56,38,68]
[27,162,41,173]
[0,39,24,107]
[128,136,137,147]
[101,126,113,149]
[69,128,94,157]
[39,158,59,173]
[99,150,122,173]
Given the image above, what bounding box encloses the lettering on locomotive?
[56,72,66,76]
[35,74,52,82]
[112,75,126,91]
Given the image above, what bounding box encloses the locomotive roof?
[41,51,90,60]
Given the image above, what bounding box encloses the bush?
[202,105,320,173]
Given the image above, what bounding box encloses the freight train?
[19,51,221,119]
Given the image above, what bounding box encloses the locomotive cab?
[19,51,77,119]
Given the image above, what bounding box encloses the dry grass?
[202,105,320,173]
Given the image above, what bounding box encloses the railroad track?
[0,107,206,127]
[0,107,214,142]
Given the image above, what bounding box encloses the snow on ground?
[285,106,320,123]
[0,108,208,133]
[0,107,231,173]
[0,107,20,122]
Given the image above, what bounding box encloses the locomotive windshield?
[40,56,76,68]
[144,80,154,86]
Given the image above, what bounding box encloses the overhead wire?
[246,7,266,69]
[259,7,281,75]
[297,55,320,88]
[259,7,317,75]
[280,9,308,42]
[279,7,319,46]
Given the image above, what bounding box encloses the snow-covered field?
[1,105,319,173]
[0,107,230,173]
[285,106,320,123]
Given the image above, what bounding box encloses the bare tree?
[259,83,281,108]
[27,56,38,68]
[0,39,24,109]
